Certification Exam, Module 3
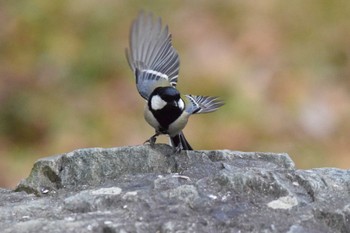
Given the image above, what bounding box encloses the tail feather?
[170,132,193,150]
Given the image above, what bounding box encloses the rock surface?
[1,145,349,232]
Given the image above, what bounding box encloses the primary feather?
[185,95,224,114]
[126,12,180,100]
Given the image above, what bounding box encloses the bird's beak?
[171,101,178,107]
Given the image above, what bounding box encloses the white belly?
[167,111,190,136]
[144,105,190,136]
[144,105,160,130]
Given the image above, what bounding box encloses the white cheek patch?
[178,99,185,110]
[151,95,167,110]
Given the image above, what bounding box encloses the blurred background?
[1,1,349,188]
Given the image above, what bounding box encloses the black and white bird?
[126,12,224,151]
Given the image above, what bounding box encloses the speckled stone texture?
[0,145,349,232]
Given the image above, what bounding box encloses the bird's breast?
[167,111,190,136]
[144,104,188,135]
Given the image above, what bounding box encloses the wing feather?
[185,95,224,114]
[126,12,180,100]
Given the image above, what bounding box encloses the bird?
[125,12,224,152]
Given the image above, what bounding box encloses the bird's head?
[149,87,185,111]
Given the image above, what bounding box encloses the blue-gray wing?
[126,12,180,100]
[184,95,224,114]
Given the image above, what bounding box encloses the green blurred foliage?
[1,1,350,188]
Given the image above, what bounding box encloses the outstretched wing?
[184,95,224,114]
[126,12,180,100]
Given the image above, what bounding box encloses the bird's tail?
[170,132,193,150]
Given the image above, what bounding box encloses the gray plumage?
[126,12,179,100]
[185,95,224,114]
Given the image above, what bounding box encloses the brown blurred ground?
[1,1,349,188]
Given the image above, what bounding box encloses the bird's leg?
[173,146,182,154]
[169,134,183,153]
[144,131,160,147]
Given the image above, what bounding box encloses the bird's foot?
[172,146,182,154]
[144,132,160,147]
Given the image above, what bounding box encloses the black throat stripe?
[149,104,183,132]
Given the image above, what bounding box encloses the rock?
[0,144,349,232]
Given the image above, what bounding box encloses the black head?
[155,86,180,101]
[148,86,184,112]
[148,86,185,130]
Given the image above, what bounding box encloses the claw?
[173,146,182,153]
[144,132,160,147]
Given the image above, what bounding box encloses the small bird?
[126,12,224,151]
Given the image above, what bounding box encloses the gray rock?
[0,144,349,232]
